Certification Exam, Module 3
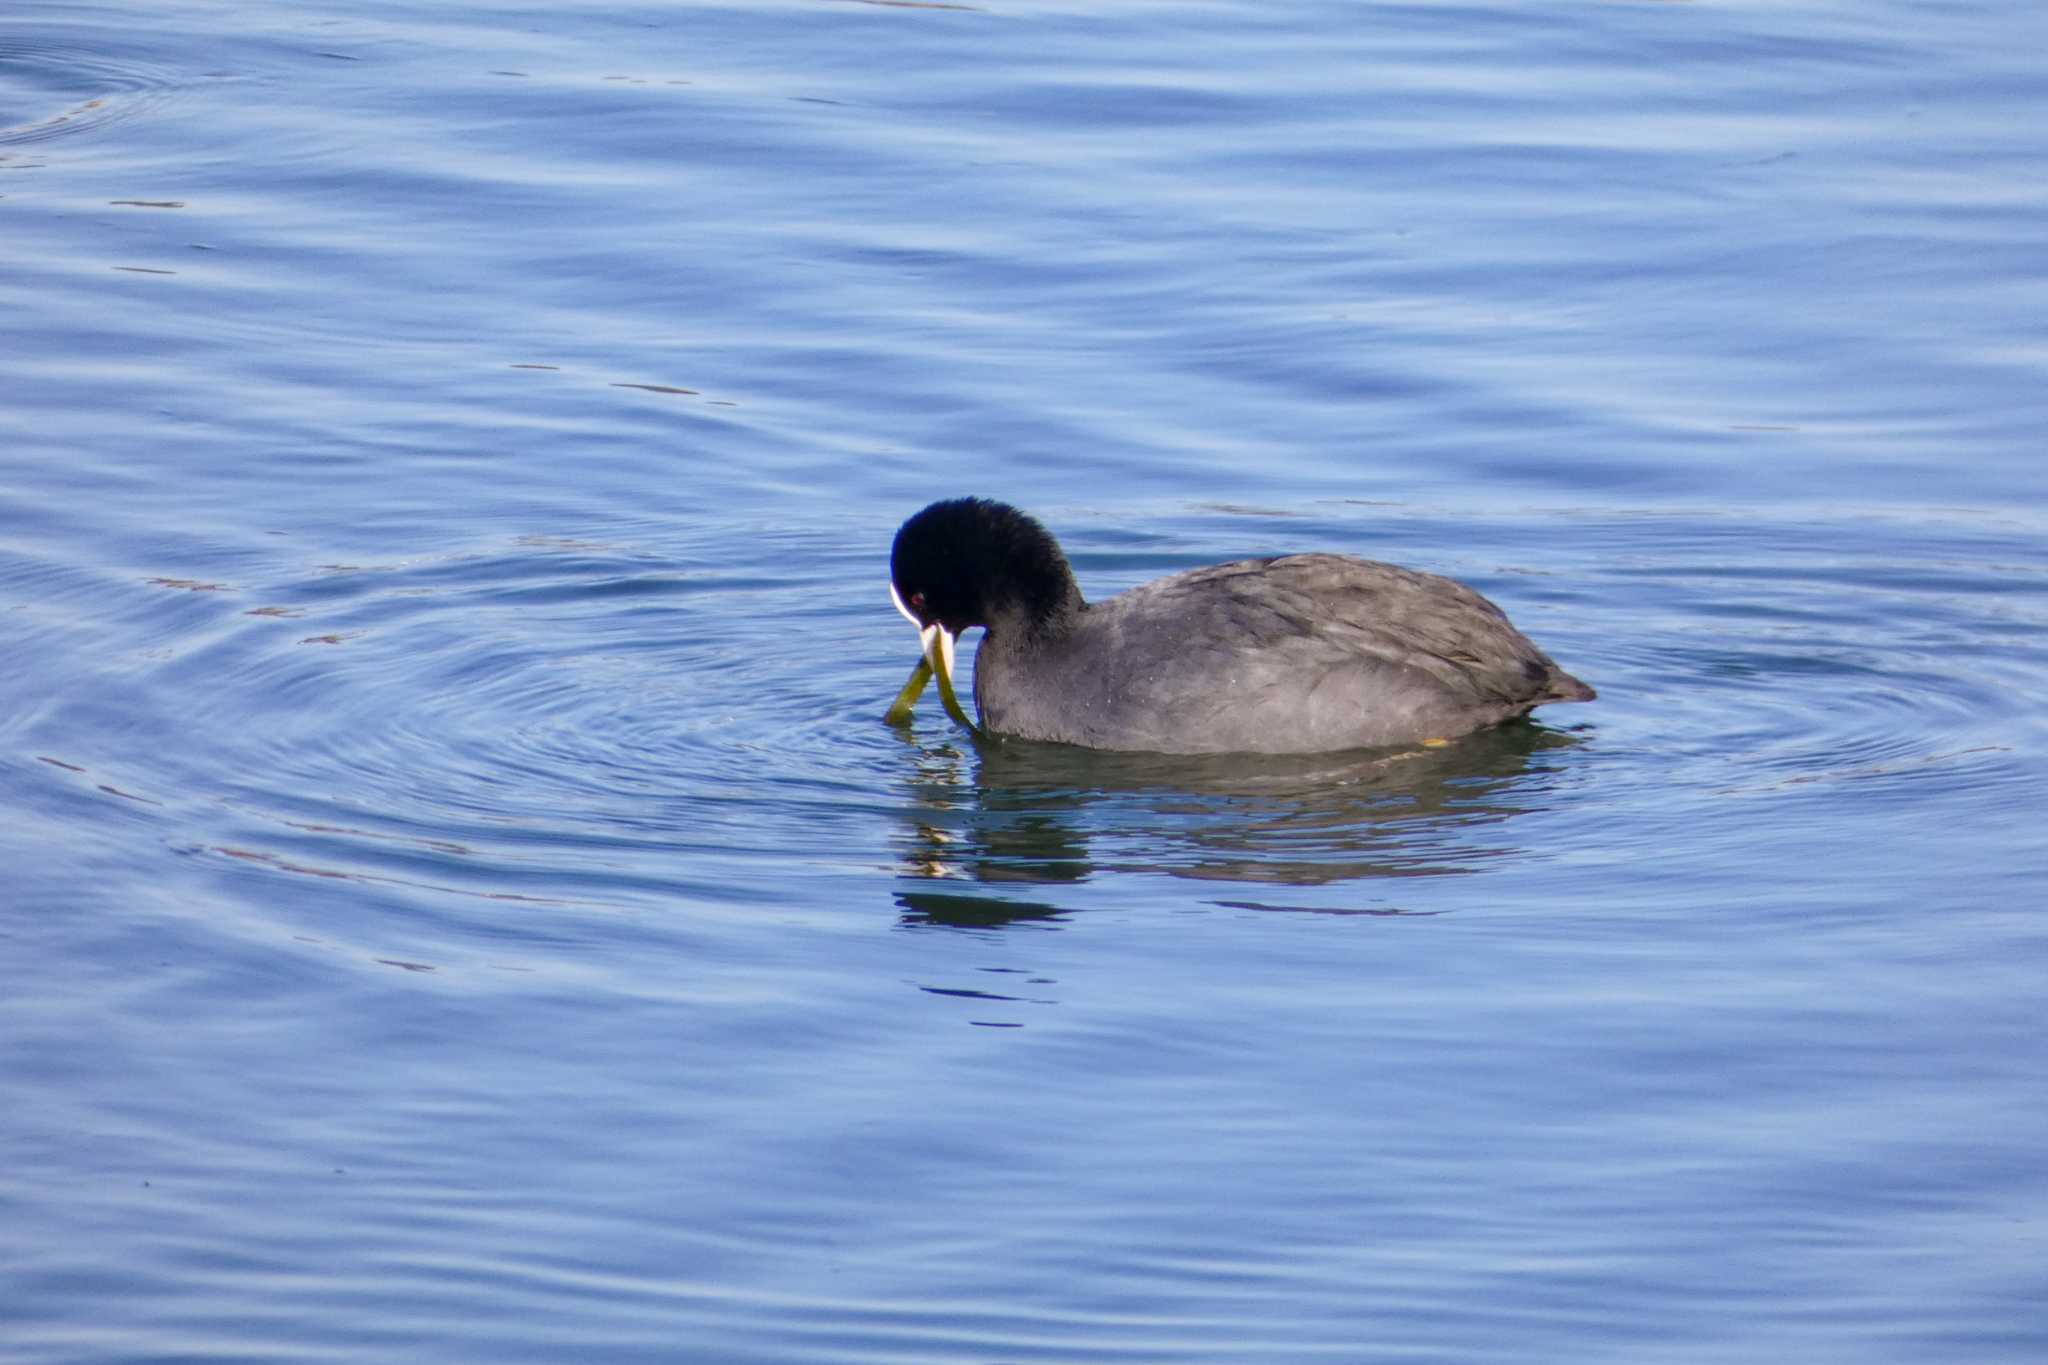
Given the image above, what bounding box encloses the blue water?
[5,1,2047,1360]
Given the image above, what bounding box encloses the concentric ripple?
[19,503,2042,946]
[0,37,187,147]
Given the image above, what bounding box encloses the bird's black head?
[890,498,1083,637]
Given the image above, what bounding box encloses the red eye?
[910,592,926,611]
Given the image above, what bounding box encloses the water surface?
[4,1,2046,1360]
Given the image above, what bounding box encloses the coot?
[887,497,1593,753]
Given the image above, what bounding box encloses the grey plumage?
[891,499,1593,755]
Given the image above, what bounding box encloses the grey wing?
[1252,554,1580,705]
[1108,556,1584,749]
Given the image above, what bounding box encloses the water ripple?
[0,37,187,147]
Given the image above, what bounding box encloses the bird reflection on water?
[890,721,1586,929]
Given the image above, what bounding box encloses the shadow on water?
[889,720,1586,929]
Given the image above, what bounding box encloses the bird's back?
[976,553,1592,753]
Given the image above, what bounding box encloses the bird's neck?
[985,578,1083,644]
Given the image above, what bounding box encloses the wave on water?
[0,37,189,148]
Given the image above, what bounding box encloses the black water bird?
[887,497,1593,754]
